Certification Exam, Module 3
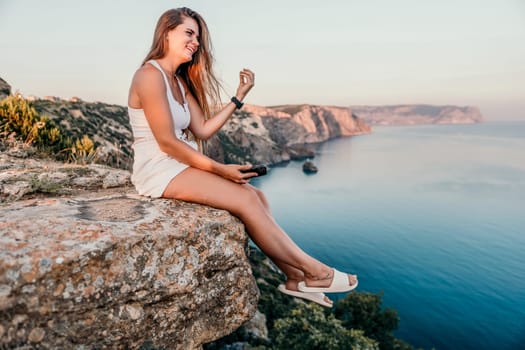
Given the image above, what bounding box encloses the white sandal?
[277,284,333,308]
[297,269,358,293]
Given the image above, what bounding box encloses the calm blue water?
[251,121,525,350]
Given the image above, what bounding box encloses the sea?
[250,121,525,350]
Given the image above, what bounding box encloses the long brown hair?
[142,8,222,136]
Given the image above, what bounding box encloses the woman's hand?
[219,163,258,184]
[235,69,255,101]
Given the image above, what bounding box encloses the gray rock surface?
[0,148,132,202]
[242,309,269,341]
[0,192,259,349]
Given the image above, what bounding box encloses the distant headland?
[350,104,483,125]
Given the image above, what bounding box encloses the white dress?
[128,60,198,198]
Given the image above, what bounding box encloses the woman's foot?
[299,266,358,293]
[304,268,357,289]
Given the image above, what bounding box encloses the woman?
[127,7,358,307]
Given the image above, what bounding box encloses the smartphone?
[240,165,267,176]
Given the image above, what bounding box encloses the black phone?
[241,165,267,177]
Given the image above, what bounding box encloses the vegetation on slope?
[0,95,98,164]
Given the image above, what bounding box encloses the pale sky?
[1,0,524,120]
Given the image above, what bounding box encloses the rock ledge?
[0,193,258,349]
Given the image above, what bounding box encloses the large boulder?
[0,193,259,349]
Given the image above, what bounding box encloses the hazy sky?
[1,0,524,120]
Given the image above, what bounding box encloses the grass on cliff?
[0,95,98,164]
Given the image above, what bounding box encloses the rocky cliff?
[0,151,259,349]
[207,104,371,165]
[351,104,484,125]
[32,99,134,170]
[14,94,371,170]
[0,77,10,100]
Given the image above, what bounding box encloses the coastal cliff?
[27,98,371,170]
[351,104,483,125]
[207,104,371,165]
[29,98,483,170]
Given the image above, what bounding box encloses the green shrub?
[67,134,99,165]
[0,95,98,163]
[334,292,417,350]
[0,95,67,154]
[273,303,379,350]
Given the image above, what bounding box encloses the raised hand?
[235,68,255,101]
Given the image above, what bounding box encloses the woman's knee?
[246,185,268,206]
[234,186,265,216]
[255,187,271,212]
[243,186,263,206]
[252,187,265,200]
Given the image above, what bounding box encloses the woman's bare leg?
[162,167,356,288]
[245,185,307,284]
[245,185,332,303]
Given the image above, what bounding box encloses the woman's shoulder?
[134,63,161,78]
[132,64,164,87]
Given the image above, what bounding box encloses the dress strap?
[147,60,187,106]
[147,60,171,91]
[174,76,188,105]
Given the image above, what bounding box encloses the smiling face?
[166,16,200,63]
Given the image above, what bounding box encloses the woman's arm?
[132,66,255,183]
[186,69,254,140]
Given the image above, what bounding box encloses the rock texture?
[250,104,371,144]
[0,145,260,349]
[0,193,259,349]
[351,104,484,125]
[0,77,11,100]
[0,146,132,202]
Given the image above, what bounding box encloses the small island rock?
[303,160,318,174]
